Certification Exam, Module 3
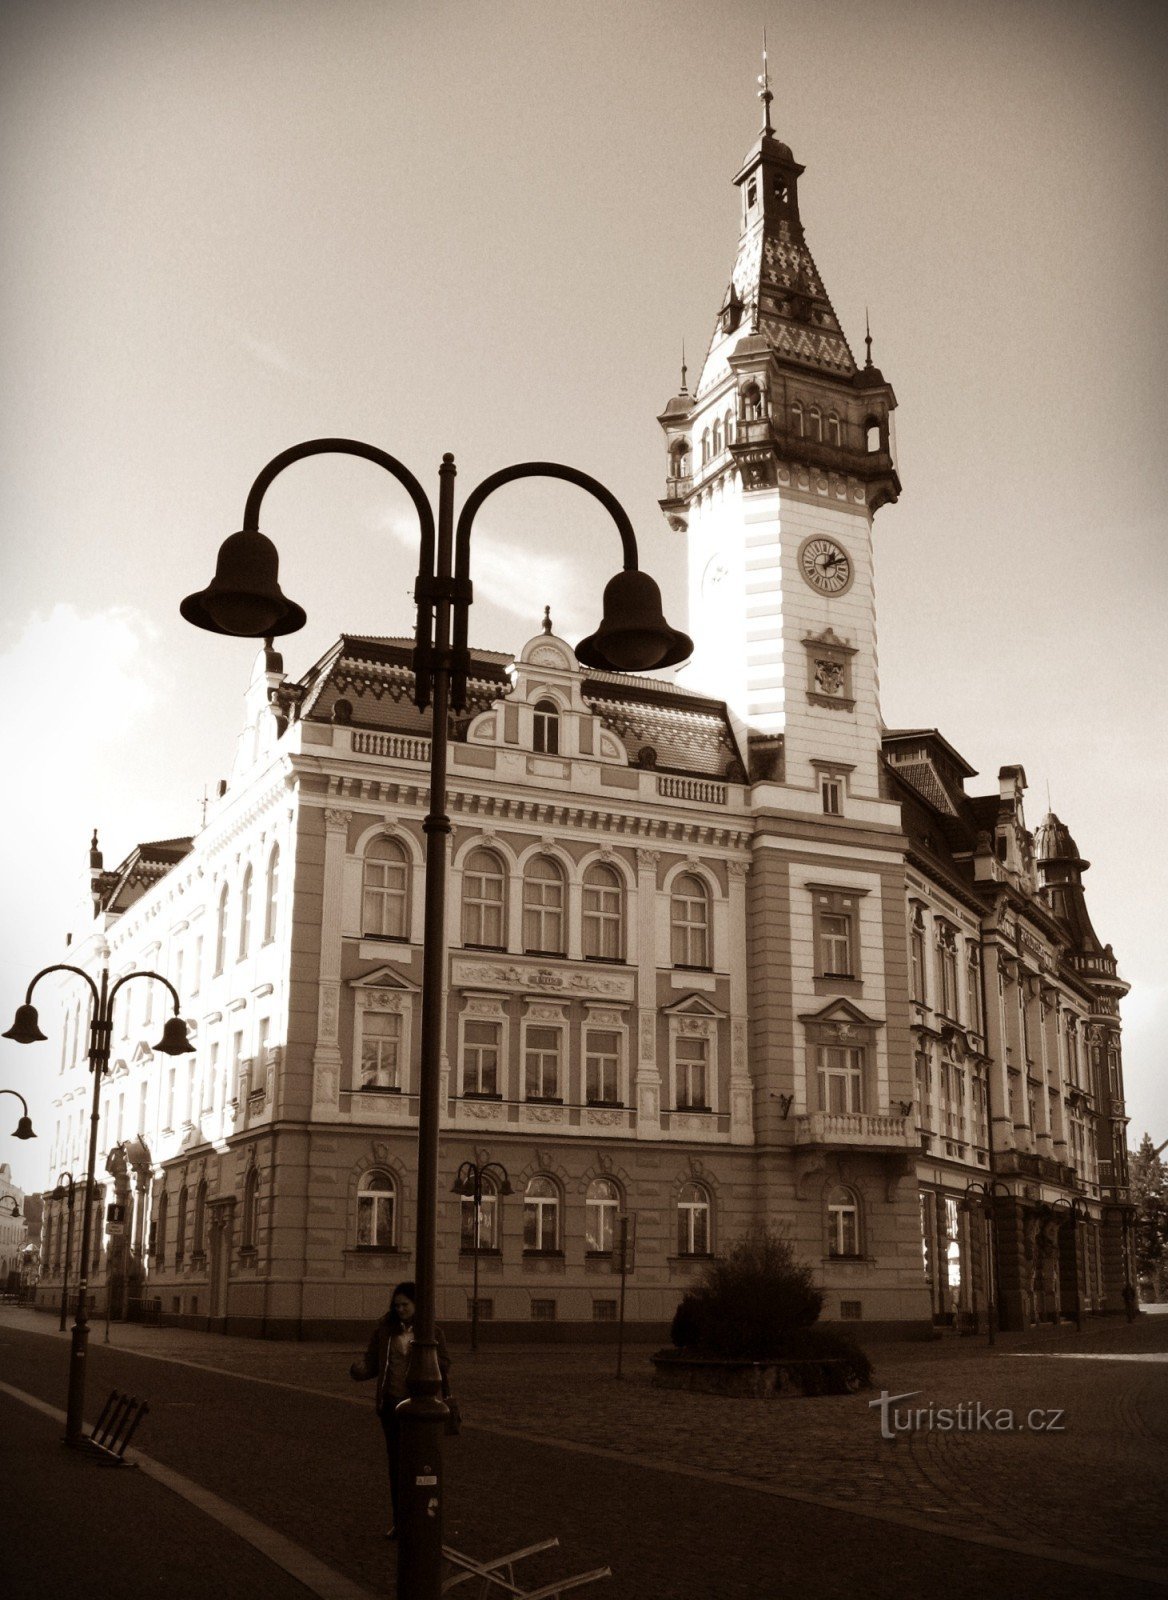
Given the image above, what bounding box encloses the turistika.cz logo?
[869,1390,1066,1440]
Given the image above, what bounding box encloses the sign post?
[614,1213,635,1379]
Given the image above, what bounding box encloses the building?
[0,1163,28,1291]
[35,84,1132,1339]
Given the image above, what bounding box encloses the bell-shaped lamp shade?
[2,1004,47,1044]
[155,1015,196,1056]
[450,1173,473,1197]
[497,1174,515,1197]
[575,569,693,674]
[13,1116,35,1141]
[180,529,307,638]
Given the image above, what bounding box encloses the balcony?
[793,1111,916,1150]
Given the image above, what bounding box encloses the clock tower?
[658,69,899,805]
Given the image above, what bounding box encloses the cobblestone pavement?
[5,1305,1166,1587]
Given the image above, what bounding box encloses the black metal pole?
[67,967,110,1446]
[471,1172,481,1354]
[616,1216,628,1380]
[396,454,456,1600]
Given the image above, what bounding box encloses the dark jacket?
[350,1315,451,1412]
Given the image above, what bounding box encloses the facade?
[35,95,1132,1339]
[1,1163,28,1289]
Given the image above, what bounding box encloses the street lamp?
[3,964,193,1444]
[53,1173,78,1333]
[181,437,691,1600]
[962,1178,1014,1345]
[451,1153,513,1352]
[0,1087,37,1140]
[0,1196,19,1217]
[1045,1195,1090,1333]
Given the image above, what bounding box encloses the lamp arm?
[0,1088,32,1118]
[106,969,183,1015]
[20,963,99,1009]
[450,460,641,706]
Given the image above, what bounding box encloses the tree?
[1129,1133,1168,1303]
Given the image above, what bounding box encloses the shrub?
[775,1325,874,1391]
[669,1228,825,1360]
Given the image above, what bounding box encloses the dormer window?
[533,699,559,755]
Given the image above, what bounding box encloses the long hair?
[386,1280,417,1334]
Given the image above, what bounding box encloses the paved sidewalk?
[6,1305,1167,1595]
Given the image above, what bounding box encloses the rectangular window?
[165,1067,176,1130]
[840,1300,862,1321]
[174,948,184,1001]
[812,888,862,980]
[816,1045,863,1114]
[462,1019,500,1096]
[468,1297,494,1321]
[191,935,202,997]
[965,945,982,1031]
[937,927,959,1018]
[138,1081,148,1135]
[360,1010,402,1090]
[231,1029,245,1103]
[530,1299,557,1321]
[592,1299,617,1322]
[821,776,843,815]
[525,1026,561,1100]
[910,925,926,1002]
[585,1030,622,1104]
[675,1036,709,1109]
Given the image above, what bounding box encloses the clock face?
[798,536,853,596]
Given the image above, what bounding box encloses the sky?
[1,0,1165,1194]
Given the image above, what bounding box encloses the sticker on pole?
[416,1474,438,1486]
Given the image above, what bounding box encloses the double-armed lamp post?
[962,1177,1014,1344]
[451,1153,513,1353]
[1046,1194,1090,1333]
[180,438,691,1599]
[4,966,193,1444]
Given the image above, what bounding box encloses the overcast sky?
[1,0,1165,1194]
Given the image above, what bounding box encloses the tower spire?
[680,340,688,394]
[865,307,873,369]
[757,32,774,138]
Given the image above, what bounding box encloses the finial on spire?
[89,829,102,870]
[541,605,553,635]
[864,307,873,369]
[680,341,688,394]
[757,31,775,138]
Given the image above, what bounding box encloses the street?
[3,1307,1166,1599]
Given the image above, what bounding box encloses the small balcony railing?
[793,1111,917,1149]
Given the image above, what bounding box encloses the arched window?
[214,884,229,975]
[238,865,253,960]
[462,848,506,949]
[669,438,691,479]
[523,1176,560,1253]
[670,874,710,969]
[701,429,711,466]
[827,413,841,447]
[460,1172,500,1253]
[523,856,564,955]
[363,836,410,940]
[865,416,881,453]
[723,410,734,447]
[711,418,722,456]
[677,1182,711,1256]
[242,1168,260,1250]
[532,699,560,756]
[582,862,623,961]
[355,1168,396,1248]
[742,383,762,421]
[828,1186,860,1258]
[792,400,804,437]
[175,1186,188,1265]
[809,406,822,443]
[263,844,280,943]
[155,1189,168,1267]
[585,1177,621,1254]
[192,1178,207,1258]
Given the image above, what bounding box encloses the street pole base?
[396,1395,448,1600]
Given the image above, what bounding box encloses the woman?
[350,1281,451,1538]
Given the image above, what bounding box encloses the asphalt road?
[4,1321,1165,1600]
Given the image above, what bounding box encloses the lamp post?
[451,1153,513,1352]
[1047,1195,1090,1332]
[181,437,691,1600]
[962,1178,1014,1345]
[0,1195,19,1216]
[53,1173,78,1333]
[0,1087,37,1141]
[3,965,194,1444]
